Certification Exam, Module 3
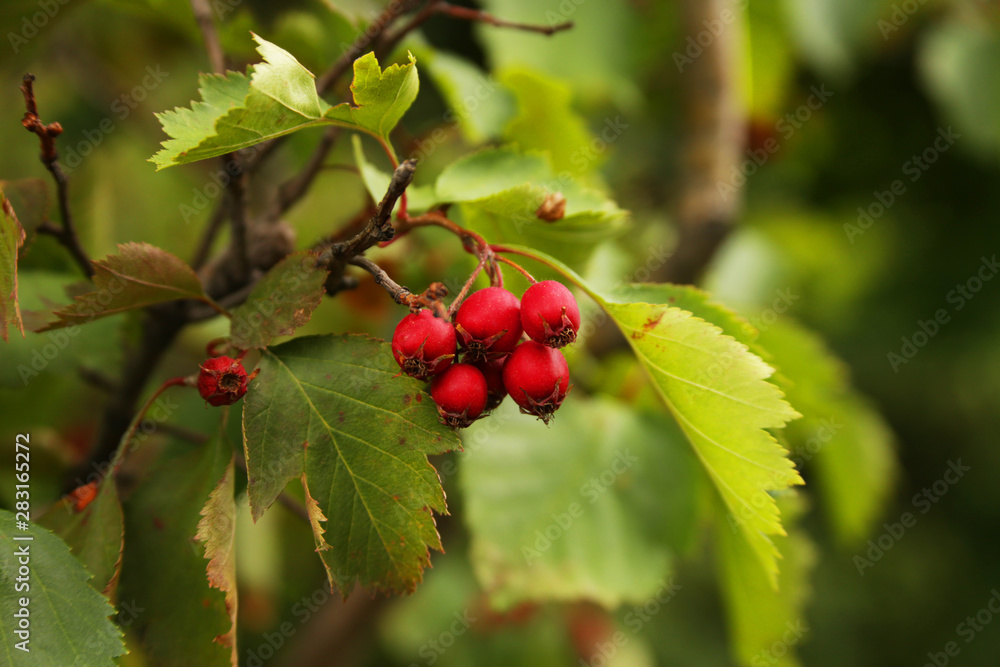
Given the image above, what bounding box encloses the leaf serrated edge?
[195,455,238,666]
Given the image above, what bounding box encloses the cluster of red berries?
[392,281,580,427]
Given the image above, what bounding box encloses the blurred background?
[2,0,1000,665]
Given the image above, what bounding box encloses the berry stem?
[447,255,488,317]
[110,375,193,474]
[377,135,407,220]
[494,254,537,284]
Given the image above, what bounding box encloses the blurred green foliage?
[2,0,1000,665]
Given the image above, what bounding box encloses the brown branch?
[190,0,225,74]
[315,0,426,97]
[318,159,416,296]
[191,197,228,269]
[348,256,411,304]
[20,74,94,279]
[274,127,341,216]
[658,0,745,284]
[225,156,250,281]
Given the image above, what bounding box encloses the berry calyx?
[430,363,488,428]
[392,309,457,380]
[454,287,522,361]
[198,356,255,406]
[502,341,571,424]
[521,280,580,348]
[471,357,507,412]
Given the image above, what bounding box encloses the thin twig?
[226,156,250,281]
[318,159,417,270]
[190,0,225,74]
[191,197,228,269]
[315,0,426,97]
[20,74,93,279]
[275,127,341,216]
[348,256,412,305]
[382,0,572,54]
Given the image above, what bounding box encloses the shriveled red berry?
[198,356,254,406]
[430,363,488,428]
[471,357,507,412]
[503,341,570,424]
[392,310,456,380]
[454,287,522,361]
[521,280,580,348]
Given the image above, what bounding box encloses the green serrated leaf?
[461,397,698,609]
[500,247,802,586]
[324,51,419,144]
[0,509,126,666]
[715,494,816,667]
[436,147,627,271]
[351,135,437,213]
[35,242,211,332]
[151,69,252,169]
[152,35,419,168]
[242,334,460,595]
[229,250,329,349]
[501,68,596,175]
[920,17,1000,156]
[37,479,124,598]
[419,48,514,143]
[1,188,26,342]
[435,147,550,203]
[152,33,331,168]
[755,319,896,545]
[118,435,235,666]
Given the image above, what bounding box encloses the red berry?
[502,342,570,423]
[392,310,456,380]
[198,356,253,406]
[521,281,580,348]
[471,357,507,412]
[430,363,488,428]
[454,287,522,361]
[68,481,99,513]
